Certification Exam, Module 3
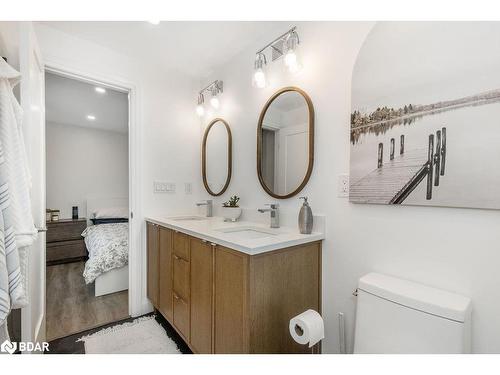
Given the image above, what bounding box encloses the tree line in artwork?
[351,89,500,129]
[351,104,417,128]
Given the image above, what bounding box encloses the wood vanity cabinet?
[146,222,160,308]
[159,227,173,321]
[146,221,322,354]
[172,231,191,340]
[190,238,214,353]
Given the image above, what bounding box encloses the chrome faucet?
[196,199,213,217]
[258,203,280,228]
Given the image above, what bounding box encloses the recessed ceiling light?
[95,87,106,94]
[148,20,160,25]
[87,115,96,121]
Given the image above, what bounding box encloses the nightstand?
[46,218,88,265]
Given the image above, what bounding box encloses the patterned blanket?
[82,223,129,284]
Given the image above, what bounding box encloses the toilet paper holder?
[293,324,304,337]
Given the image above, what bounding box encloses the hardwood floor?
[46,261,129,341]
[46,313,192,354]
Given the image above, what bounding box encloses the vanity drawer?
[173,231,190,261]
[173,254,190,300]
[173,292,190,340]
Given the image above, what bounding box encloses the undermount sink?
[215,226,280,240]
[168,215,208,221]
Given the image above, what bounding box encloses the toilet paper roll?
[289,309,325,348]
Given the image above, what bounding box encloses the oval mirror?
[257,87,314,199]
[202,118,232,196]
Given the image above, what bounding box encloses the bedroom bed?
[83,198,129,297]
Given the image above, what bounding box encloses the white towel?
[0,58,37,248]
[0,59,31,313]
[0,140,24,338]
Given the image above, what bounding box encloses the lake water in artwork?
[350,100,500,209]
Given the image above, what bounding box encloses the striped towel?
[0,69,37,248]
[0,140,23,331]
[0,59,28,338]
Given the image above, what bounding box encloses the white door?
[19,22,46,349]
[276,124,308,195]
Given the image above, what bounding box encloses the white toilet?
[353,273,472,354]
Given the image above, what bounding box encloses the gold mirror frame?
[202,118,233,196]
[257,87,315,199]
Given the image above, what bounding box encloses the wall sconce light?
[253,26,302,88]
[210,86,220,109]
[196,93,205,117]
[253,53,267,88]
[283,30,301,73]
[195,80,223,116]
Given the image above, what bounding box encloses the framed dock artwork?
[350,22,500,210]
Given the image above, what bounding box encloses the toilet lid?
[358,273,471,322]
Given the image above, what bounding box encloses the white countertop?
[145,215,324,255]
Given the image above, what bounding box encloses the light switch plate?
[154,181,176,193]
[338,174,349,197]
[185,182,192,195]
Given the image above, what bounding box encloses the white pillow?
[94,207,129,219]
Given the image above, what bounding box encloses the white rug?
[78,316,181,354]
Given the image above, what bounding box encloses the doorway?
[44,70,131,340]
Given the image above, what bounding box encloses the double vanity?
[146,215,324,354]
[146,86,322,353]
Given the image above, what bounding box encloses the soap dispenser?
[298,196,313,234]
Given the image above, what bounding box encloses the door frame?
[19,22,47,348]
[43,61,144,318]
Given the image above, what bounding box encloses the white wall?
[34,23,201,316]
[46,122,129,219]
[197,21,500,354]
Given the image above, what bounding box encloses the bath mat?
[78,316,181,354]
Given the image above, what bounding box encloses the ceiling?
[45,72,128,133]
[273,91,308,111]
[36,21,290,78]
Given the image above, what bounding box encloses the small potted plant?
[222,195,242,222]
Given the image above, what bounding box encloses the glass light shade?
[196,104,205,117]
[284,49,302,73]
[210,96,220,109]
[253,68,266,88]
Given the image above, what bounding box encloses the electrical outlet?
[338,174,349,197]
[185,182,192,195]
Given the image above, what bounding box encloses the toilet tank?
[353,273,472,354]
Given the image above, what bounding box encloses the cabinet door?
[173,292,190,341]
[214,246,249,353]
[146,222,159,308]
[173,255,190,300]
[173,256,190,340]
[173,231,189,260]
[190,239,214,354]
[159,227,173,321]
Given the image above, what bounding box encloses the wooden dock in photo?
[350,128,447,204]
